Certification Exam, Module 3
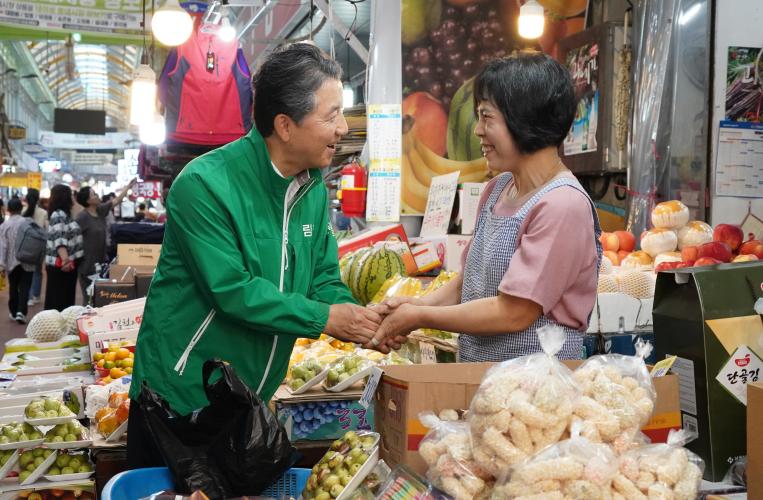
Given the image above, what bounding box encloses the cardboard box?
[374,362,681,475]
[409,235,472,273]
[749,382,763,500]
[116,244,162,266]
[85,327,140,355]
[77,297,146,338]
[275,399,375,441]
[135,273,154,298]
[653,262,763,480]
[94,281,136,307]
[338,224,409,258]
[108,264,155,282]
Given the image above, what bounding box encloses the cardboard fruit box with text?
[653,262,763,481]
[748,382,763,500]
[374,361,680,475]
[116,244,162,267]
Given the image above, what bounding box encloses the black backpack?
[15,219,46,265]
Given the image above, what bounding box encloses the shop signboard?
[134,181,162,199]
[39,131,134,150]
[653,262,763,480]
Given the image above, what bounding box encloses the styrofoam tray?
[323,365,373,393]
[43,438,92,450]
[287,367,329,395]
[335,447,379,500]
[0,450,18,479]
[0,438,44,451]
[43,471,94,482]
[104,420,128,443]
[24,416,76,426]
[19,450,57,486]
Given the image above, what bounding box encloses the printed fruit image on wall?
[403,91,449,157]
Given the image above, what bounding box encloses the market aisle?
[0,274,84,355]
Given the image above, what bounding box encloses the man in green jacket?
[127,43,386,467]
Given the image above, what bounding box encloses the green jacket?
[129,128,356,414]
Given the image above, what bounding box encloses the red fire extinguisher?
[339,159,367,218]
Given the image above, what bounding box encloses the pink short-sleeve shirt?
[462,172,598,330]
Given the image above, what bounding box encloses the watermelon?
[339,249,359,286]
[345,247,373,296]
[350,248,407,304]
[447,78,482,161]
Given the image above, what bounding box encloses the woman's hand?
[61,259,75,272]
[368,303,418,353]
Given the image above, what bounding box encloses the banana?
[407,145,434,187]
[414,133,488,177]
[401,153,429,213]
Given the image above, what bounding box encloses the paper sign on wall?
[366,104,402,222]
[419,171,460,238]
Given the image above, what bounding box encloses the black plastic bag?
[138,359,299,499]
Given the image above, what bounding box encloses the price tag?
[420,342,437,364]
[359,366,384,409]
[651,355,677,378]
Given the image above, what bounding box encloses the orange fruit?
[116,348,131,360]
[101,376,112,385]
[93,352,104,362]
[105,352,117,362]
[96,359,105,368]
[109,367,126,379]
[121,358,134,368]
[125,367,133,374]
[104,361,115,370]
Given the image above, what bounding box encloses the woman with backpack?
[44,185,83,311]
[0,198,36,323]
[23,188,48,306]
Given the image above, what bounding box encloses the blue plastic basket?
[101,467,311,499]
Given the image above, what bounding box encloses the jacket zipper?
[256,177,316,394]
[174,309,216,376]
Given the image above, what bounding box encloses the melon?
[348,247,407,304]
[61,306,86,336]
[447,78,482,161]
[25,310,66,343]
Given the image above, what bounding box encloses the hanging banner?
[0,172,42,189]
[39,131,135,150]
[366,104,402,222]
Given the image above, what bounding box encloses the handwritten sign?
[420,171,460,238]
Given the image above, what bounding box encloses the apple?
[676,260,694,268]
[681,246,699,262]
[599,232,620,252]
[615,230,636,252]
[713,223,744,251]
[402,92,448,156]
[694,257,723,266]
[603,251,619,266]
[655,261,681,272]
[732,254,759,263]
[739,236,763,259]
[617,250,631,262]
[697,241,733,263]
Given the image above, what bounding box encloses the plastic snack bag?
[571,339,657,453]
[492,425,619,500]
[467,326,580,478]
[418,412,493,500]
[613,429,704,500]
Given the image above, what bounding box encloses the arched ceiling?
[27,40,140,130]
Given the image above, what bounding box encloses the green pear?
[61,466,74,475]
[47,466,61,475]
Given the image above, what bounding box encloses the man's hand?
[366,303,418,353]
[382,296,419,309]
[324,303,383,345]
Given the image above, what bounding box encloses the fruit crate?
[262,467,311,497]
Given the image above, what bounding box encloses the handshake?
[325,298,420,354]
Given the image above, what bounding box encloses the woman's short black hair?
[7,197,22,214]
[48,184,73,216]
[253,42,342,137]
[76,186,92,208]
[473,51,576,154]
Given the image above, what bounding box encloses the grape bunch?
[404,2,512,108]
[286,401,352,439]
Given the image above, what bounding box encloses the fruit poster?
[563,42,599,156]
[400,0,587,214]
[726,46,763,123]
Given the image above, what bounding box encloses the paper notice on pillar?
[715,345,763,405]
[366,104,402,222]
[419,172,460,238]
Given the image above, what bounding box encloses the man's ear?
[273,114,292,142]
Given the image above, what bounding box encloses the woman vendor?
[373,52,602,361]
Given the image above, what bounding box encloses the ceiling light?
[218,16,236,42]
[72,33,82,42]
[152,0,193,47]
[518,0,545,39]
[140,112,166,146]
[343,84,354,109]
[130,64,157,126]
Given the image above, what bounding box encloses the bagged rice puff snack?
[571,339,657,453]
[467,326,579,478]
[613,429,704,500]
[418,412,493,500]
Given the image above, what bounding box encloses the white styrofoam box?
[76,297,146,337]
[86,328,139,356]
[588,293,654,334]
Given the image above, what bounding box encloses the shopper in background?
[134,203,146,222]
[373,52,602,361]
[24,188,47,306]
[129,42,388,468]
[75,180,137,305]
[0,198,36,323]
[44,184,83,311]
[100,193,116,249]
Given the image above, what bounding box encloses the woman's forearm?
[417,293,542,335]
[417,273,463,307]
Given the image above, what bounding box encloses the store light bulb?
[140,113,166,146]
[152,0,193,47]
[130,64,157,126]
[518,0,544,39]
[343,85,354,109]
[218,16,236,42]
